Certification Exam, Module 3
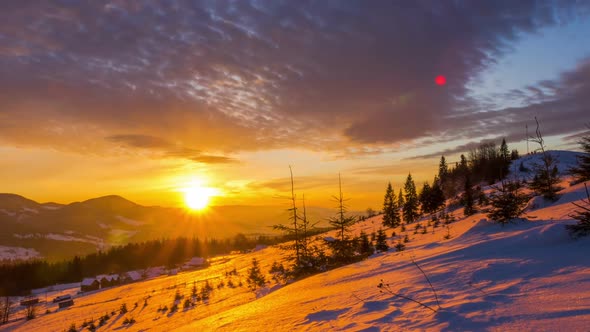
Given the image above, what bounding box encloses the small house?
[97,275,111,288]
[58,299,74,309]
[123,271,142,283]
[81,278,99,292]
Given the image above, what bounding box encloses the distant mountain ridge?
[0,194,334,261]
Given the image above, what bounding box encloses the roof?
[187,257,205,266]
[125,271,142,281]
[81,278,97,286]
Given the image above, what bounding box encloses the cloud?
[106,134,238,164]
[0,1,589,157]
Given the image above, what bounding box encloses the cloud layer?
[1,0,589,160]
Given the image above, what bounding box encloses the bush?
[67,323,77,332]
[119,303,128,314]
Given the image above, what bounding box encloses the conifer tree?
[328,174,357,262]
[463,175,475,216]
[403,173,420,223]
[358,231,374,256]
[487,180,529,225]
[566,183,590,237]
[382,182,400,227]
[397,189,405,221]
[438,156,449,184]
[246,258,266,290]
[375,229,389,252]
[569,127,590,182]
[430,177,445,212]
[419,182,432,214]
[528,118,560,200]
[500,138,511,176]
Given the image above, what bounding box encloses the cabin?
[122,271,142,283]
[52,295,71,303]
[20,298,39,306]
[58,299,74,309]
[97,275,111,288]
[81,278,99,292]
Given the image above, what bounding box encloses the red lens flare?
[435,75,446,86]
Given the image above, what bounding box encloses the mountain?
[0,195,335,261]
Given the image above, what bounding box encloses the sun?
[182,180,218,211]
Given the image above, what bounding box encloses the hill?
[4,173,589,331]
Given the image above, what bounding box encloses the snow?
[4,178,590,331]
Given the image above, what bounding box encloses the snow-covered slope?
[4,181,590,332]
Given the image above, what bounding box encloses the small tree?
[463,176,475,216]
[247,258,266,290]
[327,174,357,262]
[566,183,590,237]
[569,126,590,182]
[403,173,420,223]
[382,182,400,227]
[528,117,560,200]
[25,303,36,320]
[358,231,374,256]
[487,180,529,225]
[375,229,389,252]
[1,297,12,325]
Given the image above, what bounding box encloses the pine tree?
[500,138,511,177]
[246,258,266,290]
[382,182,399,227]
[463,175,475,216]
[569,128,590,182]
[375,229,389,252]
[358,231,374,256]
[438,156,449,184]
[403,173,420,223]
[430,177,445,212]
[328,174,357,262]
[419,182,432,214]
[566,183,590,237]
[487,180,529,225]
[397,189,405,222]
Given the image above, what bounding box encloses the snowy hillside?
[509,150,581,179]
[4,177,590,331]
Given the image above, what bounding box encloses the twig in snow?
[410,256,441,309]
[377,279,438,313]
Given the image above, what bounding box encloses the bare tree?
[1,297,12,325]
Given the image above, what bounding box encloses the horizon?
[2,1,590,211]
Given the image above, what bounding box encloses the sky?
[1,0,590,210]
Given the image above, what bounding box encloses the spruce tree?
[358,231,374,256]
[375,229,389,252]
[487,180,529,225]
[463,175,475,216]
[430,177,445,212]
[328,174,357,262]
[419,182,432,214]
[246,258,266,290]
[528,118,560,200]
[500,138,511,177]
[403,173,420,223]
[397,189,405,222]
[566,183,590,237]
[382,182,399,227]
[569,128,590,182]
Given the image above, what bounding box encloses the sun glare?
[182,179,219,211]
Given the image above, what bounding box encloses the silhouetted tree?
[569,126,590,182]
[463,176,475,216]
[328,174,357,262]
[375,229,389,252]
[403,173,420,223]
[528,118,560,200]
[382,182,400,228]
[358,231,374,256]
[487,180,529,225]
[247,258,266,290]
[566,183,590,237]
